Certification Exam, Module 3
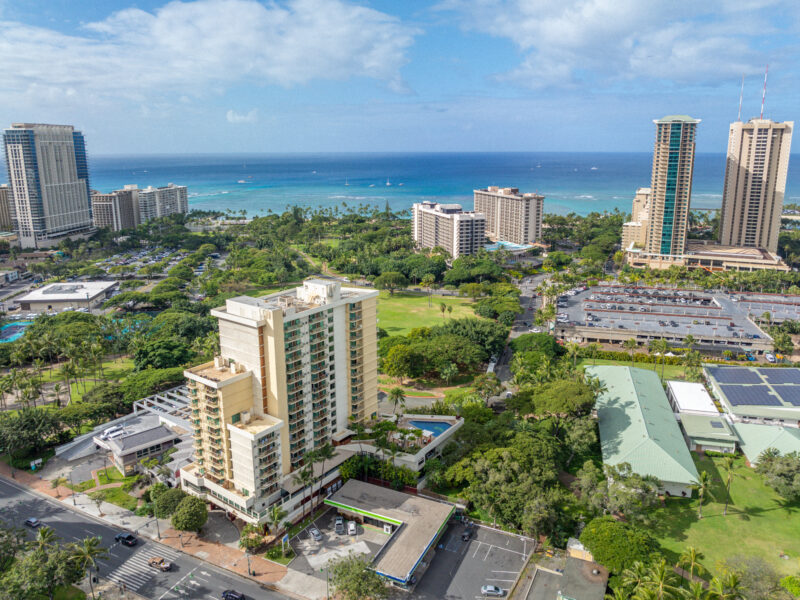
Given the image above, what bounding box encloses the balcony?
[314,429,328,442]
[312,399,327,411]
[204,396,219,407]
[311,372,327,383]
[289,421,305,434]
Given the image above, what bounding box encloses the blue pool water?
[0,321,32,343]
[408,420,451,437]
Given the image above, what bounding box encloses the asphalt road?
[0,477,290,600]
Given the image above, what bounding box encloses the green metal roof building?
[679,413,737,454]
[732,422,800,465]
[586,366,699,497]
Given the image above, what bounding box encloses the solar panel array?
[706,367,762,384]
[773,386,800,407]
[758,369,800,384]
[719,384,782,407]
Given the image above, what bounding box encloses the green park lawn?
[54,586,85,600]
[376,291,476,335]
[650,454,800,577]
[96,466,136,486]
[577,357,700,382]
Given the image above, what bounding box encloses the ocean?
[76,152,800,217]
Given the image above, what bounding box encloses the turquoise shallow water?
[51,152,800,217]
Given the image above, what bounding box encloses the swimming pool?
[408,420,451,437]
[0,321,32,343]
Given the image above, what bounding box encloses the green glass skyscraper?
[645,115,700,256]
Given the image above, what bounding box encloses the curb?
[0,473,309,600]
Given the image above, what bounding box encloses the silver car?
[481,585,504,597]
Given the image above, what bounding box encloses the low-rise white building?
[667,381,719,416]
[17,280,118,312]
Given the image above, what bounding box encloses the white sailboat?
[385,178,392,186]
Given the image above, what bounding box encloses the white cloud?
[0,0,419,107]
[226,108,258,123]
[437,0,794,89]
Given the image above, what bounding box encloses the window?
[231,413,241,424]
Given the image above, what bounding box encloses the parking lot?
[290,509,387,581]
[410,524,530,600]
[556,285,770,348]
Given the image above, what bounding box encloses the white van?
[100,425,123,440]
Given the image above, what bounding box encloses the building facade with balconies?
[180,279,378,523]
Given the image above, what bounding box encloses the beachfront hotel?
[3,123,95,248]
[621,187,652,250]
[473,186,544,246]
[411,201,486,258]
[180,279,379,523]
[719,119,793,254]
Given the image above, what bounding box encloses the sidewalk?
[1,466,325,600]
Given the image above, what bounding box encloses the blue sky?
[1,0,798,154]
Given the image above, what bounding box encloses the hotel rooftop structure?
[181,279,378,523]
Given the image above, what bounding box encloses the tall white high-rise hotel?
[3,123,94,248]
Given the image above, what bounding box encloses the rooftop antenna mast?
[760,64,769,119]
[737,74,744,122]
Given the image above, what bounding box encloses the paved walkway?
[0,465,327,600]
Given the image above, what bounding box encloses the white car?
[765,353,776,363]
[481,585,504,597]
[347,521,357,535]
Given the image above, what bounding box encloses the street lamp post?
[69,471,76,506]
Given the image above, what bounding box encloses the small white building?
[667,381,719,416]
[18,280,118,312]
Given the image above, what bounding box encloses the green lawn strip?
[38,358,135,384]
[100,487,139,511]
[54,586,85,600]
[376,291,477,336]
[577,357,698,382]
[68,479,96,493]
[650,454,800,576]
[262,546,296,565]
[96,467,136,485]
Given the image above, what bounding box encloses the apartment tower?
[645,116,700,256]
[181,280,378,523]
[718,119,793,253]
[411,201,486,258]
[91,189,138,231]
[621,187,652,250]
[3,123,94,248]
[0,185,12,231]
[137,183,189,222]
[473,186,544,246]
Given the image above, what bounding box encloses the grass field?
[98,487,139,511]
[577,357,700,382]
[54,586,85,600]
[376,291,476,335]
[651,454,800,576]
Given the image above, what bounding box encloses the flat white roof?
[667,381,718,414]
[19,281,117,303]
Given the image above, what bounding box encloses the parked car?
[461,526,473,541]
[347,521,357,535]
[221,591,245,600]
[148,557,172,571]
[308,526,322,541]
[334,516,345,535]
[24,518,41,528]
[114,533,137,546]
[765,353,776,363]
[481,584,504,597]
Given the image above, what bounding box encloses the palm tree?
[684,334,696,351]
[268,503,288,537]
[677,547,705,585]
[388,387,406,415]
[53,382,63,408]
[721,456,739,516]
[586,342,601,366]
[623,338,638,366]
[621,561,648,595]
[447,305,453,318]
[565,342,581,368]
[605,590,629,600]
[691,470,715,519]
[313,443,335,510]
[50,477,68,498]
[643,558,683,599]
[439,302,447,319]
[708,571,744,599]
[292,466,314,521]
[69,536,108,600]
[684,581,707,600]
[31,525,57,551]
[421,274,436,308]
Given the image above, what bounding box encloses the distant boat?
[312,170,317,174]
[345,178,349,186]
[385,178,392,186]
[237,180,246,184]
[536,163,542,168]
[398,183,404,186]
[369,184,375,187]
[590,166,598,170]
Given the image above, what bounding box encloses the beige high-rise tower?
[473,186,543,245]
[645,115,700,256]
[181,280,378,523]
[719,119,793,253]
